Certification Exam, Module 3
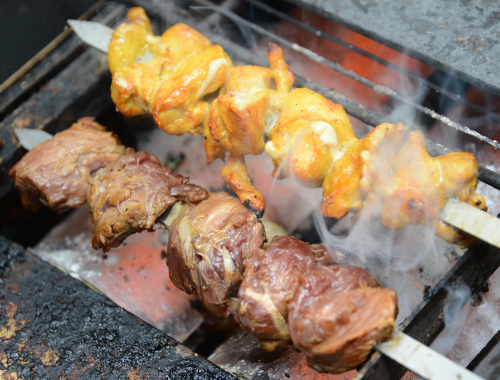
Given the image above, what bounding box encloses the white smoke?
[431,284,472,354]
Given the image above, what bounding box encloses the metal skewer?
[373,332,483,380]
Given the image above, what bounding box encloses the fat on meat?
[166,192,266,318]
[228,236,345,351]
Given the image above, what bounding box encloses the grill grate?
[284,0,500,98]
[194,0,500,152]
[243,0,500,125]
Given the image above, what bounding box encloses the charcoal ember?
[228,236,340,351]
[288,265,398,373]
[166,192,265,318]
[9,117,126,211]
[88,149,208,252]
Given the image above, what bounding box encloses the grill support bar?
[245,0,500,124]
[191,0,500,151]
[358,239,500,379]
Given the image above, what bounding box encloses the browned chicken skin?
[321,122,408,219]
[220,155,265,217]
[9,117,126,211]
[88,149,208,252]
[376,131,485,245]
[206,43,295,215]
[208,65,276,158]
[108,7,232,135]
[166,192,266,318]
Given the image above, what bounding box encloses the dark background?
[0,0,95,83]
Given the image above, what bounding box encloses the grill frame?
[1,0,500,378]
[284,0,500,98]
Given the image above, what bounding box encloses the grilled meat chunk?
[88,149,208,252]
[377,130,486,245]
[288,265,397,373]
[228,236,344,351]
[9,117,126,211]
[108,7,232,135]
[266,88,357,188]
[166,192,266,318]
[205,43,294,216]
[208,65,277,158]
[321,122,407,219]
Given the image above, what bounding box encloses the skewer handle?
[440,199,500,250]
[374,332,484,380]
[67,19,113,54]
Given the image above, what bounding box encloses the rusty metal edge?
[0,0,109,95]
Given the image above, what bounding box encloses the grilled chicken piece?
[207,41,358,207]
[229,236,343,351]
[221,155,265,217]
[109,9,487,248]
[166,192,266,318]
[203,113,226,164]
[266,88,357,188]
[377,130,486,245]
[88,149,208,252]
[321,124,485,246]
[321,122,407,219]
[207,43,293,159]
[288,265,397,373]
[205,43,293,216]
[108,7,232,135]
[208,65,277,159]
[9,117,126,211]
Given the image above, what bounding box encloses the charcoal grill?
[1,0,500,379]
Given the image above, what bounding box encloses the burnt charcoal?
[0,236,26,278]
[423,284,434,300]
[0,236,236,379]
[471,280,490,307]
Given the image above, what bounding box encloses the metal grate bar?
[192,0,500,151]
[245,0,500,124]
[358,240,500,380]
